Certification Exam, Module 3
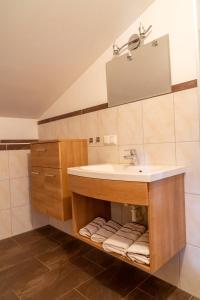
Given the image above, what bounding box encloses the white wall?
[0,118,44,240]
[39,86,200,298]
[41,0,198,119]
[0,149,48,240]
[197,0,200,72]
[0,117,38,139]
[197,0,200,30]
[195,0,200,72]
[37,0,200,297]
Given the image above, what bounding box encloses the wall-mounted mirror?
[106,34,172,107]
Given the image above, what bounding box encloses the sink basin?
[67,164,185,182]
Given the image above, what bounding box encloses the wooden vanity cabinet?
[31,140,88,220]
[69,174,186,273]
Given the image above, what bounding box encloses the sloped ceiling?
[0,0,155,118]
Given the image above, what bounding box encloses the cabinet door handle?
[31,171,40,175]
[45,174,56,177]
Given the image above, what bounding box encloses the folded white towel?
[127,231,150,265]
[130,254,150,265]
[103,222,146,256]
[127,231,149,256]
[91,220,122,243]
[79,217,106,238]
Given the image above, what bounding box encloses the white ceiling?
[0,0,154,118]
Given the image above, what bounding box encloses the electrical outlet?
[88,137,94,144]
[95,136,100,143]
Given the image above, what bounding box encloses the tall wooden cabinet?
[30,139,88,220]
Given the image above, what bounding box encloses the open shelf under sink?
[76,233,150,273]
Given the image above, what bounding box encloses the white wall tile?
[11,205,33,235]
[176,142,200,194]
[39,122,57,139]
[118,102,143,145]
[144,143,176,165]
[62,219,74,236]
[0,180,10,209]
[54,119,69,139]
[185,193,200,248]
[47,122,57,139]
[67,116,82,139]
[0,209,12,239]
[98,107,118,138]
[49,216,64,231]
[98,146,119,164]
[0,151,9,180]
[38,123,55,139]
[111,203,122,224]
[81,112,99,144]
[8,150,30,179]
[41,118,69,140]
[143,94,175,143]
[10,177,30,207]
[88,147,100,164]
[155,254,180,286]
[31,209,49,229]
[119,145,144,164]
[49,216,74,235]
[180,245,200,298]
[174,88,199,142]
[38,124,46,139]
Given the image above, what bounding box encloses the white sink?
[67,164,185,182]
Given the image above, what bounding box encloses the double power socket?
[88,135,118,146]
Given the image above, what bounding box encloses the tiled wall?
[0,149,48,240]
[39,87,200,297]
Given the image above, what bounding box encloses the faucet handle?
[130,149,136,155]
[124,148,136,155]
[123,148,138,165]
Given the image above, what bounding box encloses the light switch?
[103,135,117,145]
[109,135,117,145]
[103,135,110,145]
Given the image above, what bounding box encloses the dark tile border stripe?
[172,79,197,93]
[4,80,197,149]
[0,145,6,150]
[6,144,30,150]
[0,143,31,151]
[38,79,197,125]
[38,103,108,125]
[1,139,38,143]
[82,103,108,114]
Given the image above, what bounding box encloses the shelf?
[76,233,151,273]
[71,174,186,273]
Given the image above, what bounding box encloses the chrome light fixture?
[113,23,152,59]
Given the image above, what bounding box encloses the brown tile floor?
[0,225,197,300]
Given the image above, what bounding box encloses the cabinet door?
[43,168,64,220]
[31,167,47,214]
[31,142,61,168]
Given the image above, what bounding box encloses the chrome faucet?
[123,149,138,165]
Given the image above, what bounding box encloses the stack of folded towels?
[79,217,106,238]
[127,231,150,265]
[91,220,122,243]
[79,217,150,265]
[102,222,145,256]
